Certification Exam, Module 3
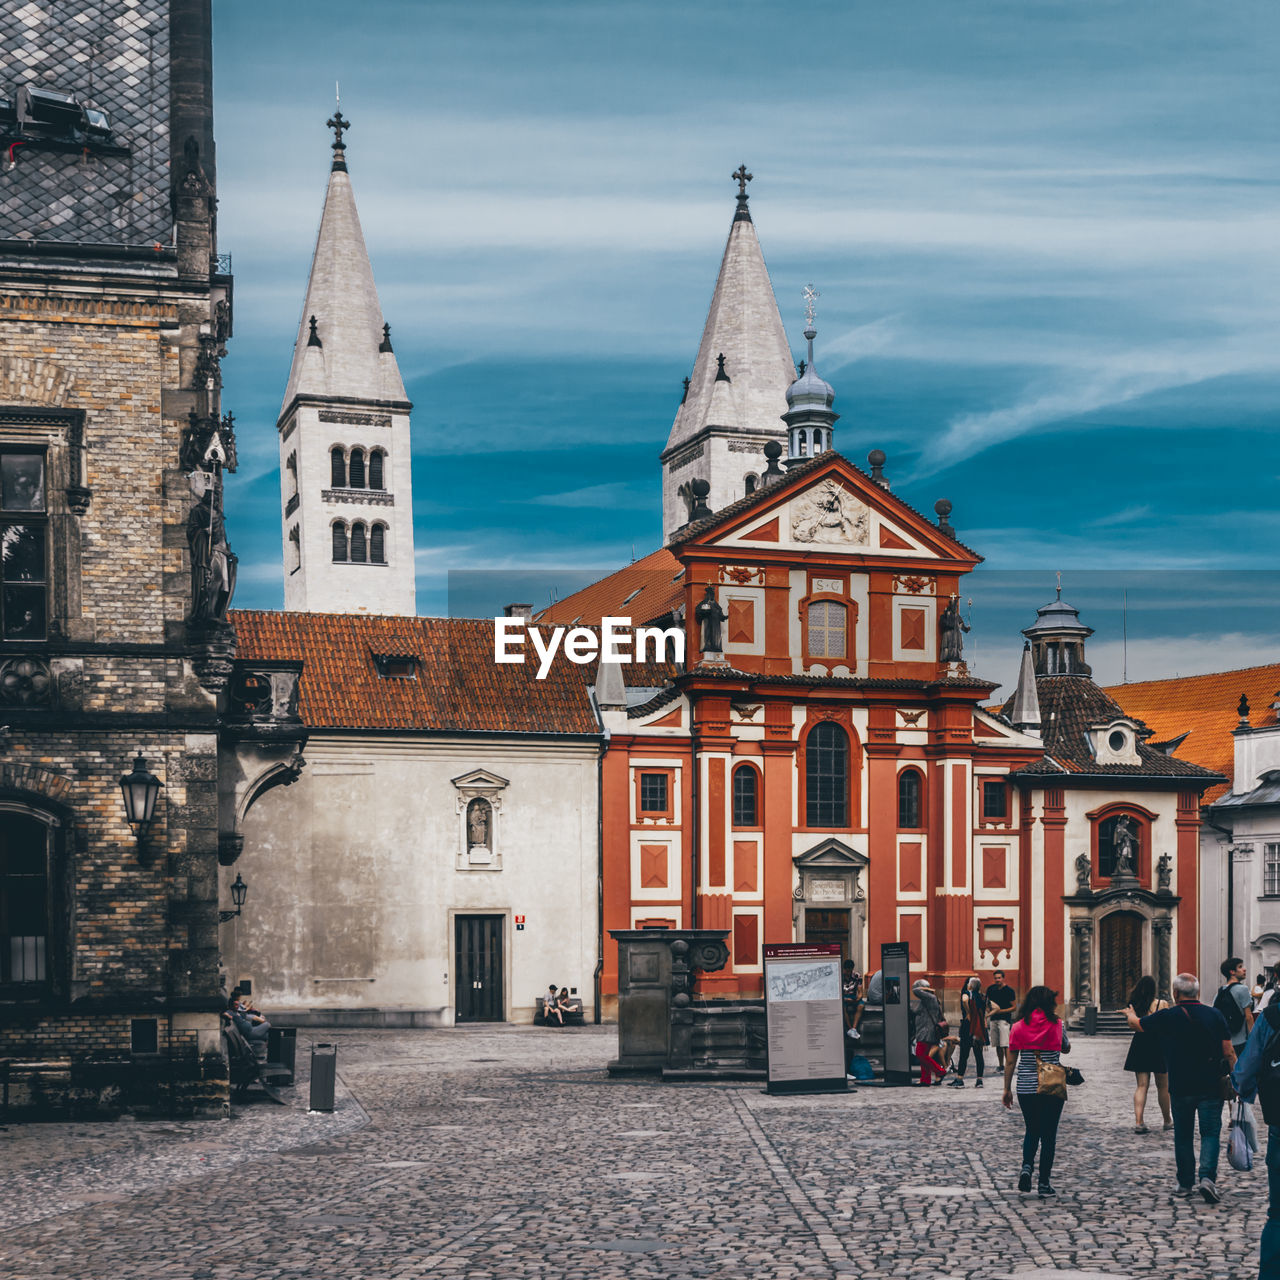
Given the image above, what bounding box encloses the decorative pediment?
[451,769,509,797]
[794,837,869,870]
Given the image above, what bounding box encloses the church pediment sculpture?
[790,479,869,545]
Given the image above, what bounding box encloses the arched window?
[744,474,757,496]
[330,447,346,488]
[331,522,348,562]
[813,430,825,455]
[288,526,300,572]
[286,452,298,498]
[732,764,759,827]
[370,523,386,565]
[368,450,384,490]
[806,722,848,827]
[898,769,923,828]
[349,448,366,489]
[798,429,809,457]
[350,522,367,563]
[807,601,847,659]
[1,811,51,987]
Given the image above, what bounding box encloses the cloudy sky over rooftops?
[215,0,1280,687]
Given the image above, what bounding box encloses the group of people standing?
[907,968,1018,1089]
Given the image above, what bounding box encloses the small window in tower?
[286,452,298,498]
[330,447,346,489]
[350,522,367,563]
[332,522,348,562]
[368,450,384,490]
[288,526,301,572]
[813,431,825,455]
[370,523,385,564]
[745,474,757,496]
[349,449,366,489]
[798,429,808,457]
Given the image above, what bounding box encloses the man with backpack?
[1217,956,1256,1055]
[1128,971,1237,1203]
[1233,990,1280,1277]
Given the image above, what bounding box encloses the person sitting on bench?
[225,988,270,1043]
[543,983,565,1026]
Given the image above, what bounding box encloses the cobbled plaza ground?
[0,1028,1270,1280]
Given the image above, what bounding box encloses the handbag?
[1064,1066,1084,1087]
[1228,1098,1254,1171]
[1033,1051,1068,1100]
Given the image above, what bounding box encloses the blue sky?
[213,1,1280,694]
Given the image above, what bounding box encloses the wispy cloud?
[522,482,651,509]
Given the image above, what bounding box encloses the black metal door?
[455,914,505,1022]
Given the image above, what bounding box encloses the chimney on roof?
[504,603,533,620]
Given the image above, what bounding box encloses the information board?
[763,942,848,1095]
[881,941,913,1086]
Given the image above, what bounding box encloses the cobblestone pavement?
[0,1028,1270,1279]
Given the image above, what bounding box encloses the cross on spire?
[803,283,820,331]
[732,164,753,222]
[326,110,350,171]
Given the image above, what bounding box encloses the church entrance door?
[1099,911,1144,1010]
[804,908,851,965]
[455,914,505,1022]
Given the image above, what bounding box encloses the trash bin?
[267,1027,297,1085]
[309,1043,337,1112]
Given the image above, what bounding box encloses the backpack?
[1256,1005,1280,1127]
[1214,982,1247,1036]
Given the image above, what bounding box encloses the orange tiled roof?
[1106,661,1280,803]
[231,610,618,734]
[534,546,683,628]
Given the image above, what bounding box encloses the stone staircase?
[1067,1009,1132,1037]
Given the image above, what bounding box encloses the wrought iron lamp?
[219,873,248,924]
[118,753,162,846]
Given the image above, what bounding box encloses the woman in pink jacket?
[1002,985,1072,1197]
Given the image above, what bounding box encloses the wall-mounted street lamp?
[118,753,162,848]
[219,873,248,924]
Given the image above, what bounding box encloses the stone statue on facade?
[1075,852,1093,893]
[1156,851,1172,892]
[468,799,491,849]
[695,584,726,654]
[1112,815,1136,878]
[939,595,970,664]
[186,473,237,623]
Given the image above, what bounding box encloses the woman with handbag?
[1003,985,1072,1197]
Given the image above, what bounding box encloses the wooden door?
[804,908,851,966]
[455,914,505,1022]
[1099,911,1144,1009]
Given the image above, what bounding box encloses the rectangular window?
[1,814,49,987]
[982,780,1008,819]
[1265,844,1280,898]
[1,449,48,641]
[807,601,846,659]
[638,772,669,815]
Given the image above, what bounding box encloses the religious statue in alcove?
[1112,815,1137,878]
[939,595,970,664]
[467,798,492,850]
[695,583,726,654]
[186,471,237,623]
[1157,852,1173,892]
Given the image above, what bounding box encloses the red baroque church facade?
[550,453,1053,1010]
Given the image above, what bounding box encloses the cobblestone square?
[0,1030,1268,1279]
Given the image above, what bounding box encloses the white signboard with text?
[763,942,848,1094]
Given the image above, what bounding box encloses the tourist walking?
[910,978,947,1085]
[949,976,987,1088]
[986,969,1016,1071]
[1231,990,1280,1278]
[1124,975,1171,1133]
[1216,956,1256,1057]
[1127,971,1237,1202]
[1002,985,1071,1196]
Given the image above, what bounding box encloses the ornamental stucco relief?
[791,479,869,545]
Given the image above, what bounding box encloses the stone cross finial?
[326,110,351,152]
[732,164,753,197]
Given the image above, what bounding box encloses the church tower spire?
[277,112,417,616]
[660,168,796,541]
[781,285,839,465]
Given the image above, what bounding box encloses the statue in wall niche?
[467,798,492,850]
[694,584,726,653]
[1112,815,1137,877]
[1075,852,1093,893]
[939,595,970,664]
[186,472,237,623]
[1157,852,1173,891]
